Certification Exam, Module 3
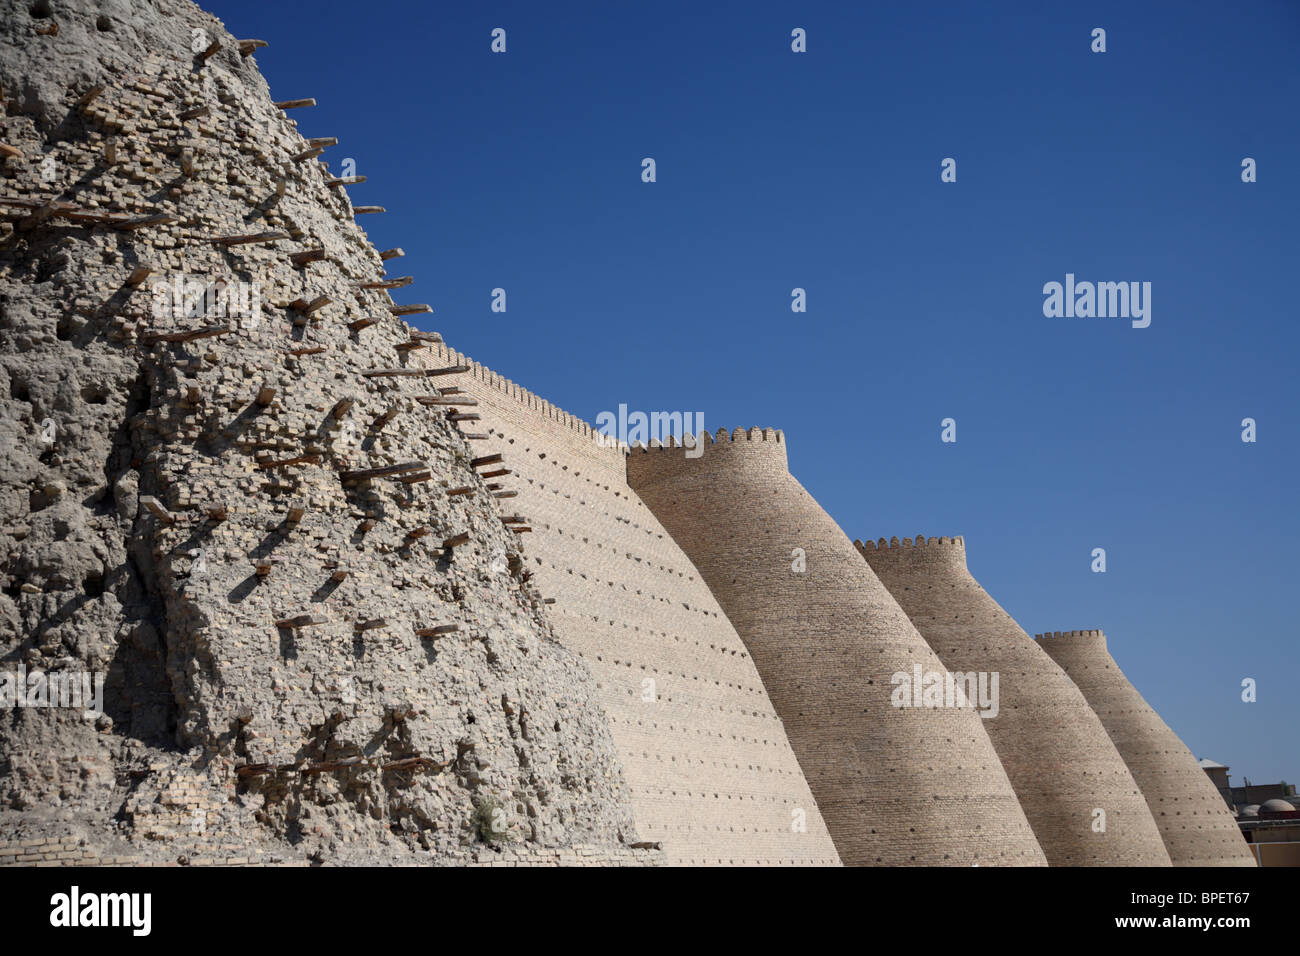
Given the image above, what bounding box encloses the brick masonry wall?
[859,536,1171,866]
[628,430,1048,865]
[1036,630,1256,866]
[416,348,841,865]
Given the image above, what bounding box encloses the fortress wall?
[858,536,1171,866]
[0,0,656,864]
[420,347,840,865]
[627,432,1048,865]
[1035,631,1256,866]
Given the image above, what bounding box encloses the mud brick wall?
[1036,630,1255,866]
[628,429,1048,865]
[416,347,840,865]
[860,535,1171,866]
[0,0,656,866]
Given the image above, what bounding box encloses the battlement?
[626,426,786,452]
[855,534,969,575]
[626,427,789,489]
[856,535,965,552]
[426,342,622,450]
[1034,629,1108,649]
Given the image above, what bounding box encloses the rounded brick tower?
[859,536,1171,866]
[1035,630,1256,866]
[627,429,1047,866]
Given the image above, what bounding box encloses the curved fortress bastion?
[858,536,1171,866]
[627,430,1047,866]
[1035,631,1256,866]
[426,350,841,865]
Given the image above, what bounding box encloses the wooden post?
[274,614,328,629]
[354,618,386,632]
[237,39,268,56]
[390,304,431,316]
[415,396,477,406]
[442,532,470,549]
[372,406,400,430]
[140,496,174,523]
[326,175,366,188]
[292,146,324,163]
[275,98,316,110]
[347,317,377,332]
[142,324,231,344]
[76,86,104,111]
[378,248,404,260]
[330,397,355,419]
[480,468,511,478]
[203,502,228,522]
[289,248,326,266]
[258,454,320,471]
[426,365,469,377]
[255,384,276,406]
[471,454,504,468]
[213,230,289,246]
[352,205,385,215]
[446,487,474,497]
[125,265,152,287]
[288,295,331,315]
[353,276,412,290]
[286,502,306,523]
[178,105,210,121]
[361,368,424,378]
[307,137,338,148]
[415,624,459,637]
[339,461,425,483]
[199,39,222,61]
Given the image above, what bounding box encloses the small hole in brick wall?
[29,0,53,17]
[466,714,475,724]
[80,384,108,405]
[56,316,75,341]
[84,572,105,598]
[96,14,112,30]
[9,377,30,402]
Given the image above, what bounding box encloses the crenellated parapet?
[855,535,969,576]
[1034,629,1107,645]
[626,426,788,488]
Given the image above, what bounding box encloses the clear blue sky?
[209,0,1299,786]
